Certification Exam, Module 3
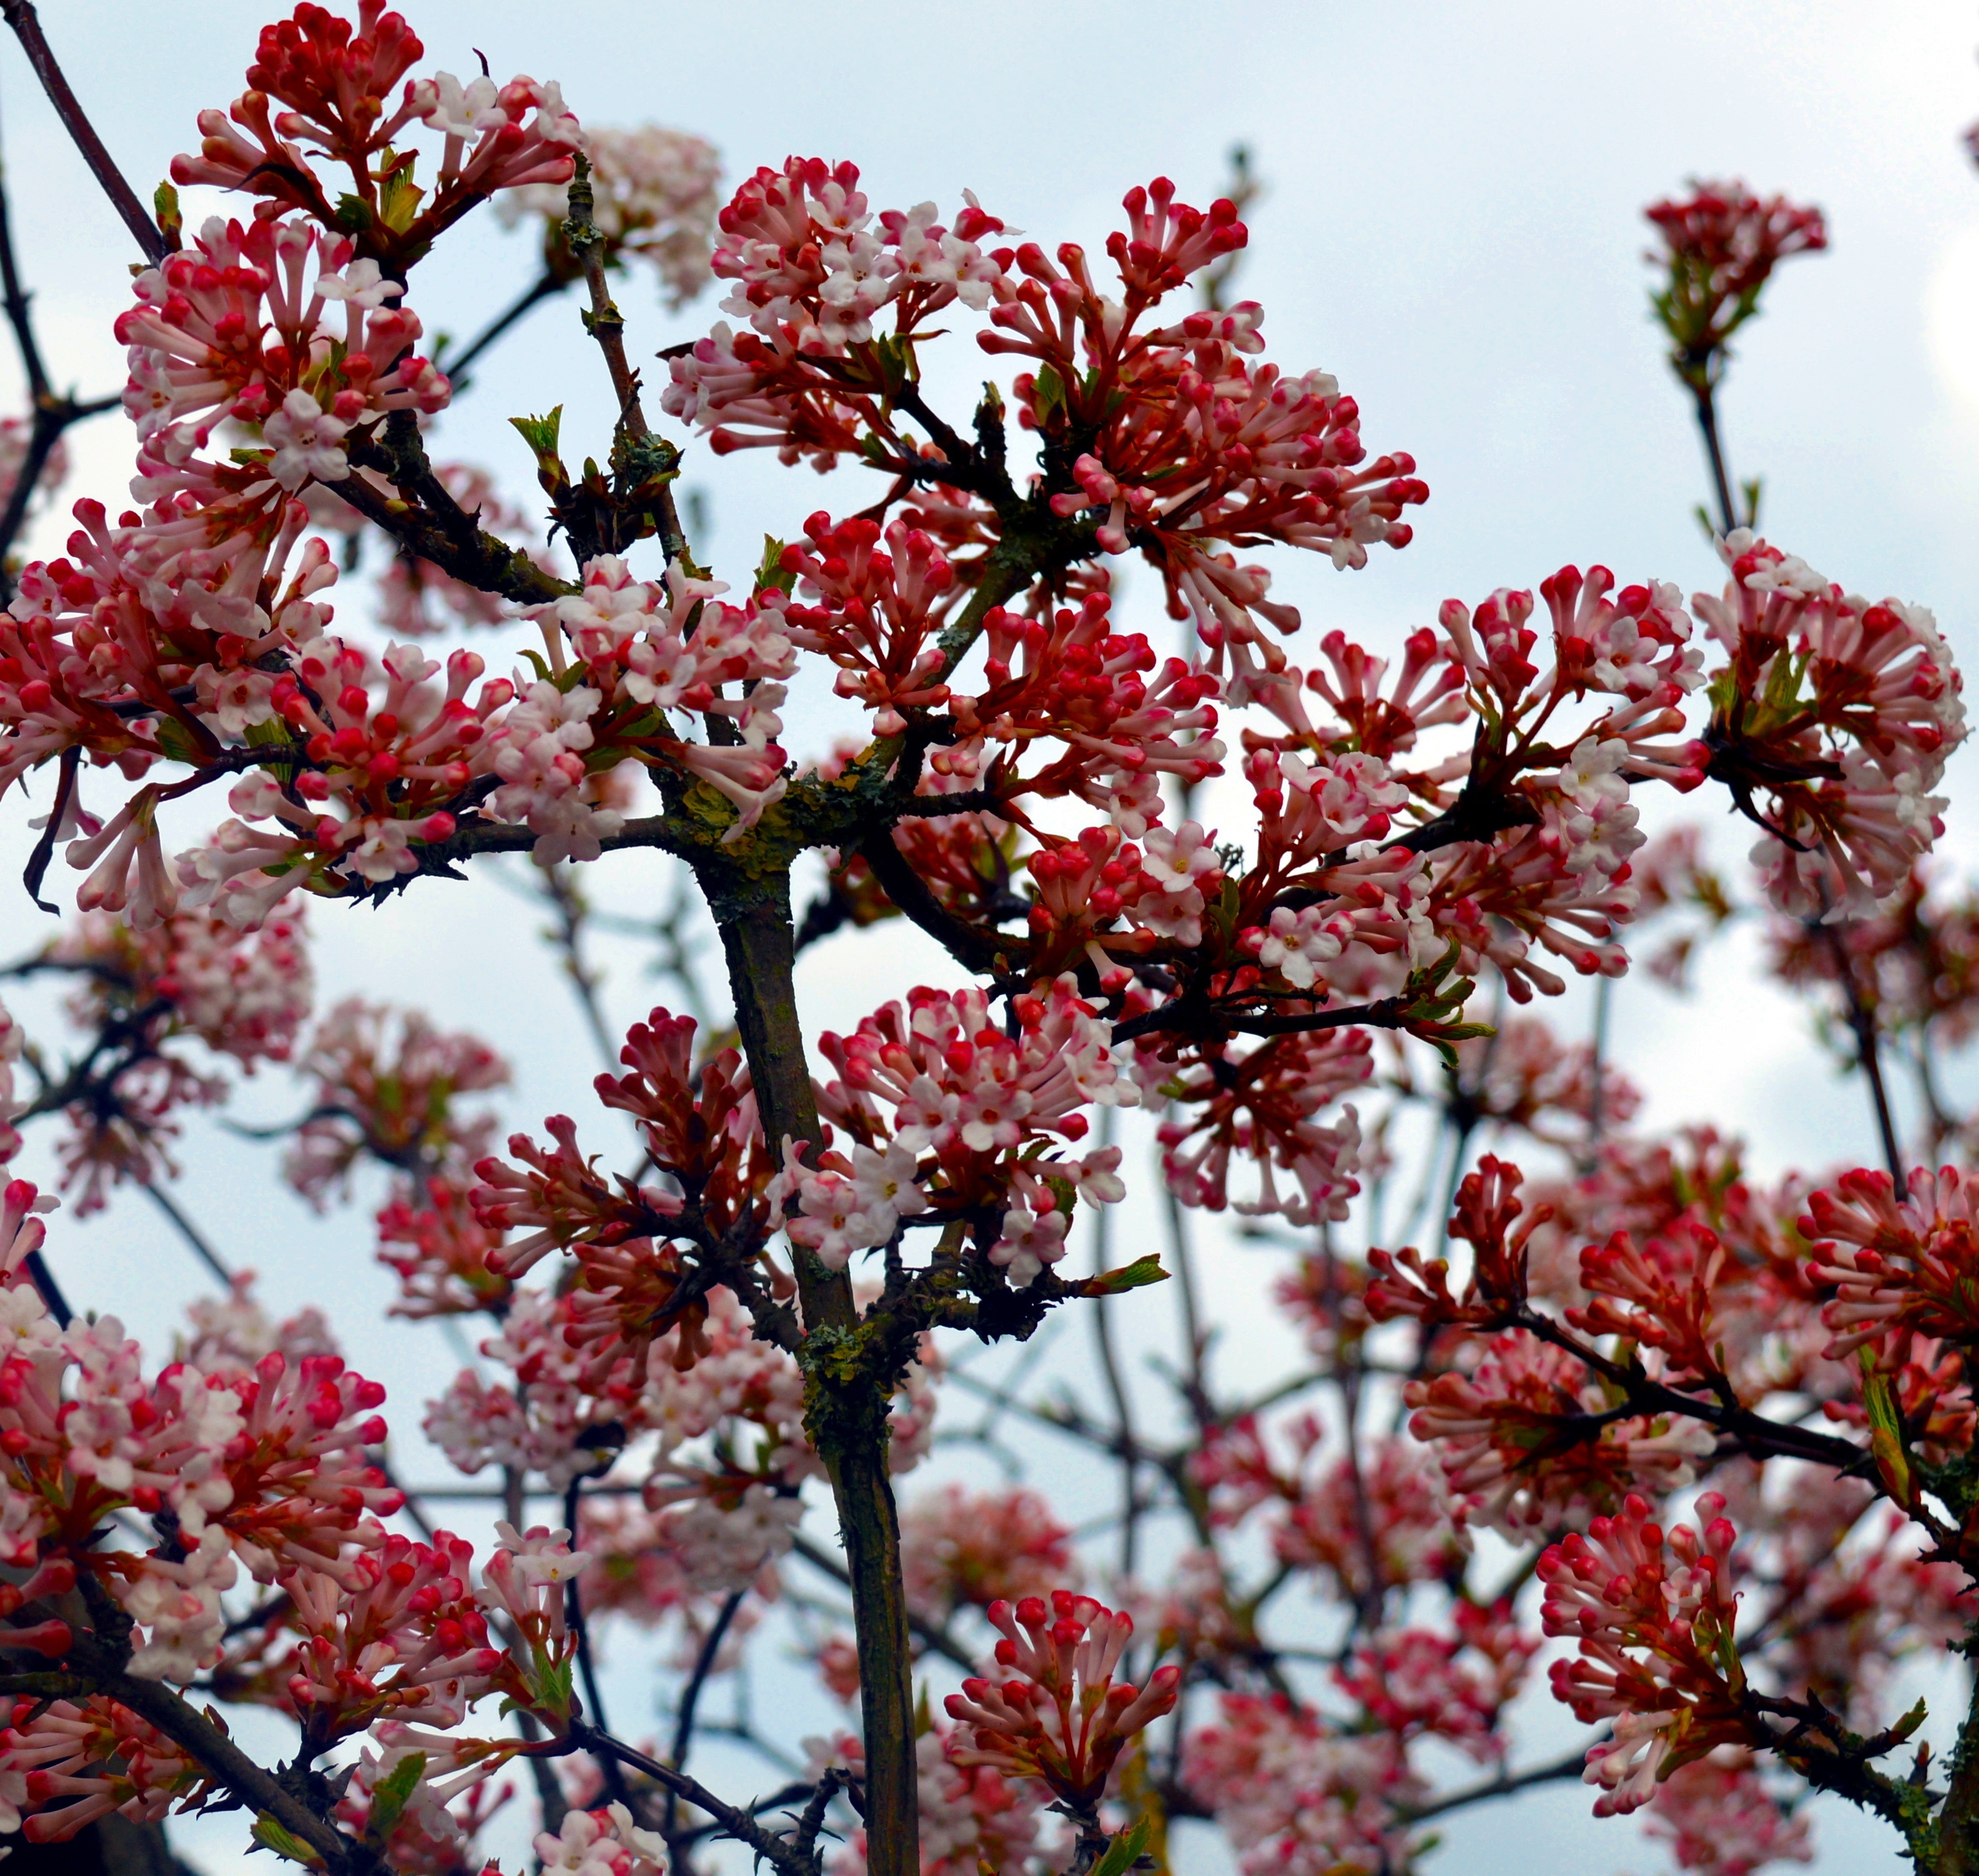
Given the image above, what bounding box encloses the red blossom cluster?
[1646,181,1829,382]
[943,1592,1180,1806]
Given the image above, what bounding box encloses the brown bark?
[708,870,921,1876]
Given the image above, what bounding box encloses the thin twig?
[0,107,121,591]
[1086,1104,1142,1576]
[137,1180,234,1288]
[663,1587,745,1848]
[439,267,567,386]
[1398,1742,1602,1823]
[1689,378,1738,538]
[565,1723,816,1876]
[535,859,618,1070]
[1582,967,1614,1172]
[1,2,168,264]
[1821,919,1905,1183]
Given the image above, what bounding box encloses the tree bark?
[1936,1666,1979,1873]
[708,869,921,1876]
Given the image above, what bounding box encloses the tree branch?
[1397,1743,1599,1823]
[662,1587,745,1853]
[0,3,168,264]
[564,1723,818,1876]
[439,267,567,387]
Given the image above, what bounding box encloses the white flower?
[989,1200,1070,1287]
[849,1141,931,1238]
[493,1519,592,1585]
[312,258,404,308]
[261,389,350,490]
[416,71,508,140]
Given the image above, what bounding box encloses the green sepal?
[249,1815,325,1867]
[530,1650,576,1719]
[511,407,564,459]
[362,1750,426,1845]
[1079,1255,1168,1298]
[757,534,798,596]
[1205,873,1242,951]
[1090,1817,1153,1876]
[154,717,203,766]
[1031,364,1066,426]
[510,408,570,493]
[154,181,183,251]
[868,333,920,403]
[377,157,425,234]
[1860,1349,1916,1507]
[1392,941,1493,1070]
[1889,1697,1929,1745]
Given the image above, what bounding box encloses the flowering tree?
[0,5,1977,1873]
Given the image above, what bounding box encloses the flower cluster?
[812,1726,1057,1876]
[943,1592,1180,1807]
[285,997,508,1206]
[499,121,723,309]
[899,1483,1074,1622]
[1182,1695,1422,1876]
[1192,1416,1466,1599]
[0,14,1973,1873]
[1646,181,1828,382]
[806,979,1132,1283]
[1696,532,1964,913]
[1538,1492,1753,1815]
[1405,1329,1715,1536]
[19,905,312,1211]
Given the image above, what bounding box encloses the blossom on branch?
[943,1591,1180,1806]
[1540,1491,1753,1815]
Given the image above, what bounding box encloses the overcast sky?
[5,4,1979,1871]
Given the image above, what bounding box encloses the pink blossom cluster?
[806,978,1133,1283]
[811,1725,1058,1876]
[1182,1695,1422,1876]
[898,1483,1073,1621]
[499,121,723,310]
[1695,531,1963,914]
[1538,1492,1751,1815]
[944,1592,1180,1806]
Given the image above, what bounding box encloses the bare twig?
[565,1723,817,1876]
[439,267,567,386]
[137,1180,234,1288]
[533,858,618,1069]
[1820,917,1905,1183]
[1398,1742,1601,1823]
[1086,1104,1143,1576]
[1,3,169,264]
[662,1587,746,1850]
[0,110,121,591]
[1689,379,1738,538]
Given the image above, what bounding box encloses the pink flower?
[1644,1749,1813,1876]
[1538,1492,1752,1815]
[1183,1694,1422,1876]
[900,1483,1074,1621]
[944,1591,1180,1806]
[1646,182,1828,374]
[1802,1164,1979,1363]
[1406,1328,1713,1536]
